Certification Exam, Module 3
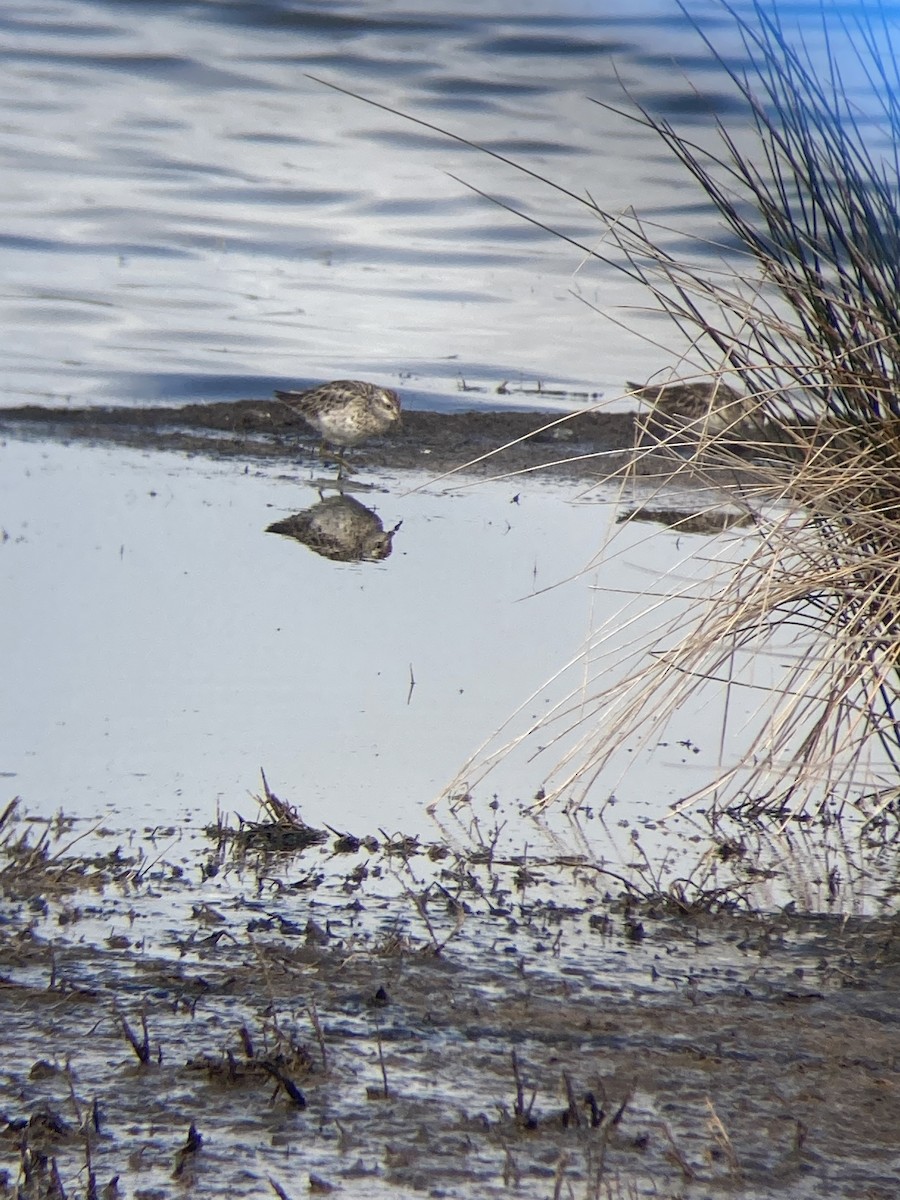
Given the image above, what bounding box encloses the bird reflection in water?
[266,494,402,563]
[617,506,753,534]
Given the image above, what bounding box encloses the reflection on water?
[267,494,401,563]
[1,437,625,836]
[617,505,754,534]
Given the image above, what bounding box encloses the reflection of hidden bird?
[628,378,755,435]
[266,495,401,563]
[274,380,401,474]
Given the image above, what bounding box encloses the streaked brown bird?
[628,378,755,434]
[274,379,401,474]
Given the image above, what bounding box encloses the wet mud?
[2,804,900,1200]
[0,399,740,485]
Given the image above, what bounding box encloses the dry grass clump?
[0,798,134,896]
[550,1,900,819]
[433,1,900,822]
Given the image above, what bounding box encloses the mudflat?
[0,399,639,480]
[2,810,899,1200]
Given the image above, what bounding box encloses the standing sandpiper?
[274,379,401,474]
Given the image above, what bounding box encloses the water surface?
[2,0,767,410]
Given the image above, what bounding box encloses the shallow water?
[4,430,898,915]
[0,437,714,828]
[5,10,900,1197]
[4,1,900,912]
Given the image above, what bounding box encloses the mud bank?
[2,815,900,1200]
[0,400,712,483]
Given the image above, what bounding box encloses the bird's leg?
[316,443,355,477]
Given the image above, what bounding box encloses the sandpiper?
[274,379,401,473]
[628,378,756,434]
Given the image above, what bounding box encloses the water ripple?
[0,0,777,408]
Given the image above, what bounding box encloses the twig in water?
[117,1009,151,1066]
[706,1097,740,1175]
[259,1061,307,1108]
[307,1002,328,1073]
[511,1049,537,1128]
[661,1122,696,1181]
[375,1019,389,1099]
[172,1122,202,1179]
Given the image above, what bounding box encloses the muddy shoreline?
[0,399,676,482]
[4,812,900,1200]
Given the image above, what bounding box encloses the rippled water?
[1,0,776,411]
